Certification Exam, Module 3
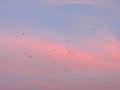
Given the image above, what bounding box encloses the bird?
[16,36,18,38]
[106,86,109,88]
[50,72,54,75]
[4,56,7,59]
[65,40,68,43]
[22,32,25,35]
[93,29,95,31]
[29,56,32,58]
[54,49,56,52]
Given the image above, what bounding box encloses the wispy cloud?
[0,25,120,76]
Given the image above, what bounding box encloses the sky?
[0,0,120,90]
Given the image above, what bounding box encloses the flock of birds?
[0,29,111,89]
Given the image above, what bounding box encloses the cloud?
[0,25,120,76]
[0,24,120,90]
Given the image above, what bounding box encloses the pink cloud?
[0,26,120,90]
[0,23,120,78]
[0,28,120,76]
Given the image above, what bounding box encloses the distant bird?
[64,68,68,71]
[89,29,95,32]
[50,72,54,75]
[22,32,25,35]
[93,29,95,31]
[54,49,56,52]
[44,56,47,58]
[65,40,68,43]
[25,52,27,54]
[106,86,108,88]
[54,61,57,64]
[68,50,71,52]
[16,36,18,38]
[29,56,32,58]
[75,73,79,76]
[4,56,7,59]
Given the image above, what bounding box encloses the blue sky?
[0,0,120,90]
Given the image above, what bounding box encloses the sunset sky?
[0,0,120,90]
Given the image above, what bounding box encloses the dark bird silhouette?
[50,72,54,75]
[4,56,7,59]
[16,36,18,38]
[22,32,25,35]
[29,56,32,58]
[65,40,68,43]
[54,49,56,52]
[93,29,95,31]
[106,86,109,89]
